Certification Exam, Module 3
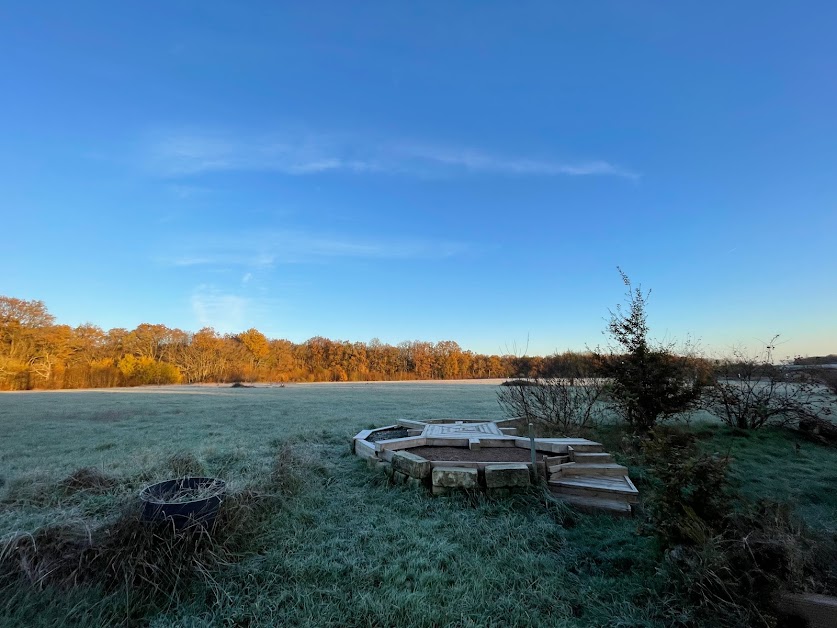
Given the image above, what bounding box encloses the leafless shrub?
[497,375,606,437]
[807,367,837,395]
[703,341,827,430]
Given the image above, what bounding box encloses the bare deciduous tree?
[702,338,827,430]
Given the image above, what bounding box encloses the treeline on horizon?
[0,296,603,391]
[5,296,830,392]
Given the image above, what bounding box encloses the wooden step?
[566,444,604,453]
[570,452,613,463]
[554,493,633,517]
[545,455,571,474]
[559,463,629,477]
[549,475,639,503]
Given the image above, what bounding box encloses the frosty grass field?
[2,383,837,627]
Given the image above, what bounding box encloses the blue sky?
[1,2,835,359]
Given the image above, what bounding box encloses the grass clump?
[269,441,313,496]
[59,467,117,495]
[1,484,279,617]
[165,452,205,477]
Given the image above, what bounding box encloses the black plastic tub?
[139,477,226,530]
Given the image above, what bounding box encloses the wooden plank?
[550,477,636,491]
[550,484,637,504]
[374,436,427,451]
[554,494,632,517]
[396,419,427,429]
[545,455,570,466]
[424,438,469,447]
[368,424,400,434]
[549,461,577,475]
[539,438,603,447]
[572,452,613,463]
[560,463,629,477]
[430,460,535,472]
[550,476,639,503]
[354,439,378,459]
[473,438,517,447]
[567,444,605,453]
[555,476,633,489]
[513,439,568,454]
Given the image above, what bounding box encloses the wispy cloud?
[190,285,250,333]
[158,229,468,269]
[144,129,637,180]
[397,144,639,179]
[146,131,381,177]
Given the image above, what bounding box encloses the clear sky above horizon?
[1,2,835,359]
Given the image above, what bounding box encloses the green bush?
[594,270,707,431]
[642,429,731,548]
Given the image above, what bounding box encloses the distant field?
[1,384,836,626]
[0,383,505,475]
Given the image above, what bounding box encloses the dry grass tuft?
[0,523,94,589]
[166,452,205,477]
[269,442,308,495]
[59,467,116,495]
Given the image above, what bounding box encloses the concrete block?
[485,463,531,489]
[468,437,480,451]
[392,451,431,479]
[392,471,409,485]
[431,466,478,490]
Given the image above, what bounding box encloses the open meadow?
[2,383,837,627]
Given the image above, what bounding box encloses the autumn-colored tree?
[236,328,270,380]
[0,293,528,389]
[118,354,182,386]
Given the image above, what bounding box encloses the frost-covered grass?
[1,384,836,626]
